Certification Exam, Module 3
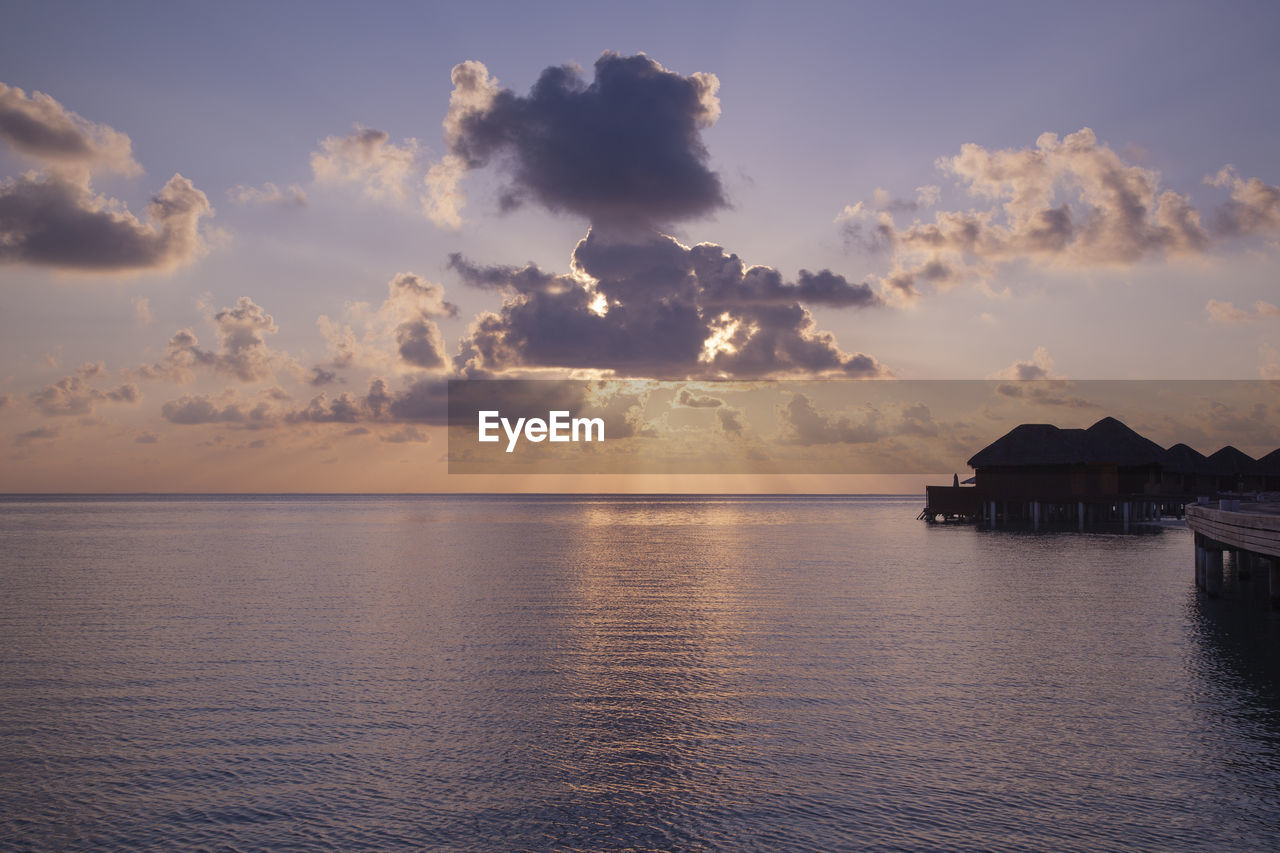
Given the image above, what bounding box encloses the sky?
[1,0,1279,492]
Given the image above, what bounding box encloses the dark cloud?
[690,243,881,309]
[308,367,341,386]
[677,388,722,408]
[435,54,885,379]
[396,320,446,368]
[717,405,744,435]
[442,52,724,229]
[0,83,140,176]
[447,253,560,294]
[0,172,212,272]
[387,377,450,424]
[452,230,885,378]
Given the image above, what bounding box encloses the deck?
[1185,502,1280,559]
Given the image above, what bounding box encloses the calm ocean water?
[2,495,1279,851]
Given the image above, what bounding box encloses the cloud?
[0,85,213,274]
[311,126,420,203]
[283,377,444,426]
[717,405,744,435]
[842,128,1280,301]
[433,54,885,380]
[0,172,213,272]
[993,381,1099,409]
[314,272,456,376]
[229,181,307,207]
[29,369,140,416]
[676,388,723,407]
[308,367,341,386]
[781,394,884,445]
[1206,166,1280,237]
[1261,344,1280,381]
[160,390,276,426]
[385,377,448,423]
[380,425,430,443]
[990,346,1056,380]
[283,391,366,423]
[450,229,885,378]
[1205,298,1280,324]
[132,296,153,325]
[144,297,285,383]
[0,83,140,178]
[420,61,500,228]
[14,425,59,446]
[437,52,724,229]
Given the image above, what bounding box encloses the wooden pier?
[1186,501,1280,605]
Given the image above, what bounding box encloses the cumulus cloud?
[1206,166,1280,236]
[990,346,1057,381]
[843,128,1280,302]
[29,367,140,416]
[283,391,366,423]
[277,376,447,427]
[161,392,276,426]
[450,230,884,378]
[143,297,285,383]
[717,405,744,435]
[229,181,308,207]
[779,396,955,447]
[1205,298,1280,324]
[435,52,723,230]
[311,126,420,203]
[0,172,213,272]
[432,53,883,379]
[156,376,436,433]
[0,83,140,178]
[0,84,213,274]
[314,272,456,377]
[781,394,885,445]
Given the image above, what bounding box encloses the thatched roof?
[1204,446,1257,475]
[968,417,1165,469]
[1161,443,1209,474]
[1259,447,1280,474]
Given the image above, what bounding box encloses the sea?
[1,494,1278,851]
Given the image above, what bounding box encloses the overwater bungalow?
[922,416,1277,527]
